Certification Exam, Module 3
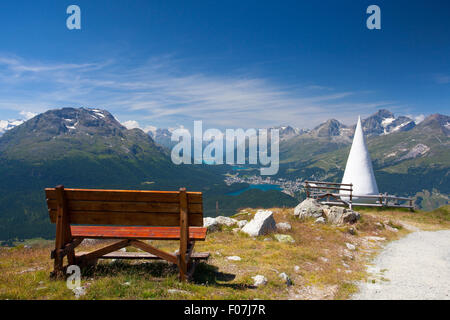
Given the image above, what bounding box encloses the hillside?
[1,206,448,300]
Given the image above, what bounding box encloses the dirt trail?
[353,230,450,300]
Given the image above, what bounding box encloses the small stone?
[294,265,300,272]
[279,272,293,286]
[345,243,356,251]
[274,234,295,243]
[276,222,292,232]
[168,289,190,295]
[227,256,242,261]
[72,286,86,298]
[319,257,329,263]
[122,281,131,286]
[314,217,326,224]
[348,227,356,235]
[252,275,268,287]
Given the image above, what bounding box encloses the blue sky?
[0,0,448,130]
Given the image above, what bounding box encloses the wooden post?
[409,198,414,212]
[179,188,189,281]
[349,183,353,210]
[53,185,73,277]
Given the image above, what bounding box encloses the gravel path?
[353,230,450,300]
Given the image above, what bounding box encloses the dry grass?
[0,206,445,300]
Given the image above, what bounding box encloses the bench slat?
[45,189,202,204]
[71,226,207,241]
[46,200,202,214]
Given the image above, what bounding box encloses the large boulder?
[241,210,276,237]
[294,198,324,219]
[324,206,360,225]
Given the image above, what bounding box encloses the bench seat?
[71,225,207,241]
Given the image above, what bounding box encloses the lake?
[227,184,282,196]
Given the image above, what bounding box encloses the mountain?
[0,107,226,240]
[361,109,415,136]
[148,128,175,149]
[273,125,305,141]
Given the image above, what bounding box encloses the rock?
[319,257,329,263]
[294,198,324,219]
[72,286,86,298]
[314,217,326,224]
[252,275,268,287]
[279,272,293,286]
[226,256,242,261]
[168,289,191,295]
[348,227,356,235]
[294,265,300,272]
[203,217,220,232]
[385,225,399,233]
[345,243,356,251]
[215,216,238,227]
[365,236,386,242]
[237,220,248,228]
[276,222,292,232]
[343,249,354,260]
[241,210,276,237]
[324,206,360,225]
[274,234,295,243]
[122,281,131,286]
[24,245,32,249]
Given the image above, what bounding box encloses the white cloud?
[121,120,141,130]
[413,114,425,124]
[0,54,397,129]
[19,111,37,120]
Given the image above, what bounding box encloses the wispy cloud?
[0,54,395,129]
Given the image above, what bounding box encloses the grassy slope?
[2,206,448,300]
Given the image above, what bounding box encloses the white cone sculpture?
[340,116,379,203]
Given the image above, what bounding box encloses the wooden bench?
[45,186,209,281]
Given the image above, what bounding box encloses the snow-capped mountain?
[361,109,416,136]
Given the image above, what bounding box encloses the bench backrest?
[45,187,203,227]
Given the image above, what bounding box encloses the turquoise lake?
[227,184,282,196]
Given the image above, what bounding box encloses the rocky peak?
[312,119,347,137]
[415,114,450,136]
[362,109,415,136]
